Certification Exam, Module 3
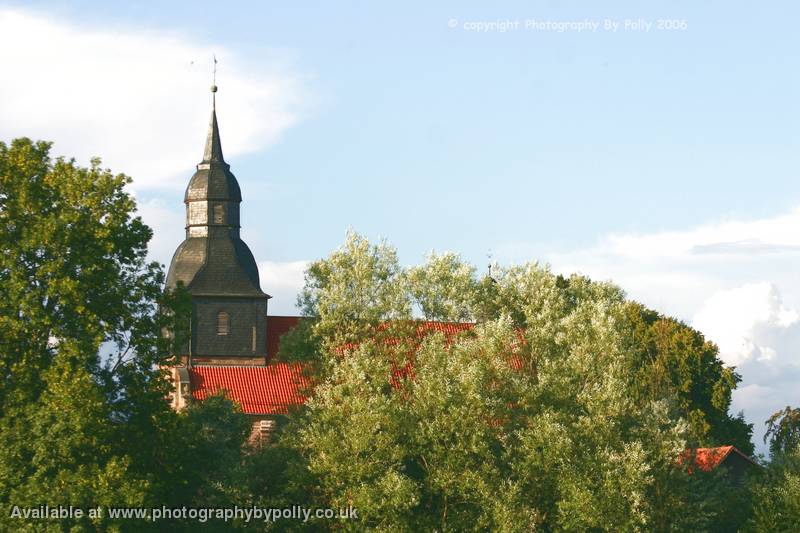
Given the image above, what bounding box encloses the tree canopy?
[268,230,756,531]
[0,138,251,531]
[744,406,800,531]
[0,140,778,532]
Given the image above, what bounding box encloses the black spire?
[202,85,225,163]
[166,81,265,298]
[165,77,270,361]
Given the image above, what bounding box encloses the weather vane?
[212,54,217,87]
[211,54,218,108]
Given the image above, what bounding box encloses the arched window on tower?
[217,311,229,336]
[213,204,224,224]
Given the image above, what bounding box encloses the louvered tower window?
[217,311,230,335]
[213,204,224,224]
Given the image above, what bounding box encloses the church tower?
[166,85,270,365]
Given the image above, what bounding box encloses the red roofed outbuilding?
[681,445,761,480]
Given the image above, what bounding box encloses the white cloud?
[594,208,800,261]
[0,7,313,317]
[0,8,310,190]
[692,283,800,452]
[258,260,309,315]
[520,207,800,322]
[497,207,800,454]
[693,283,799,367]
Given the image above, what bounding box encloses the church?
[165,86,307,440]
[163,88,760,474]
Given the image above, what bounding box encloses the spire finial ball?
[211,85,218,93]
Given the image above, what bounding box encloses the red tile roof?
[694,446,735,471]
[266,316,476,360]
[409,321,475,336]
[266,315,302,360]
[680,445,759,472]
[193,317,483,414]
[189,363,309,415]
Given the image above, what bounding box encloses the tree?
[406,252,479,322]
[0,137,167,529]
[0,139,166,408]
[0,352,149,531]
[744,407,800,532]
[765,407,800,458]
[620,302,754,454]
[0,138,250,530]
[296,230,410,353]
[267,232,755,531]
[241,230,755,529]
[747,443,800,532]
[286,311,709,531]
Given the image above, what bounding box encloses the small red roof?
[694,446,735,471]
[681,445,759,472]
[189,363,308,415]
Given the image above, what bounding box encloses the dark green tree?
[746,446,800,532]
[765,407,800,458]
[0,138,250,531]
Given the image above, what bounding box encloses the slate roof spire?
[166,80,267,299]
[202,83,225,164]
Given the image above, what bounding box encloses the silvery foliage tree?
[267,231,748,531]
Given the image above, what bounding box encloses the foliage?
[765,406,800,458]
[0,138,766,531]
[0,139,166,409]
[745,407,800,531]
[746,443,800,532]
[620,302,754,454]
[0,352,149,531]
[296,230,411,352]
[406,251,479,321]
[288,231,752,454]
[0,138,250,531]
[266,231,758,531]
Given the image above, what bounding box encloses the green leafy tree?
[295,230,411,352]
[744,407,800,532]
[287,313,708,531]
[0,139,165,407]
[0,138,167,529]
[765,407,800,458]
[0,138,250,531]
[620,302,754,454]
[0,353,149,531]
[406,252,479,322]
[266,233,756,531]
[747,444,800,531]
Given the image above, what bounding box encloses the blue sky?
[12,0,800,263]
[1,1,799,453]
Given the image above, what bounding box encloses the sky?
[1,1,798,454]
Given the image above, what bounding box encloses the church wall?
[193,296,267,357]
